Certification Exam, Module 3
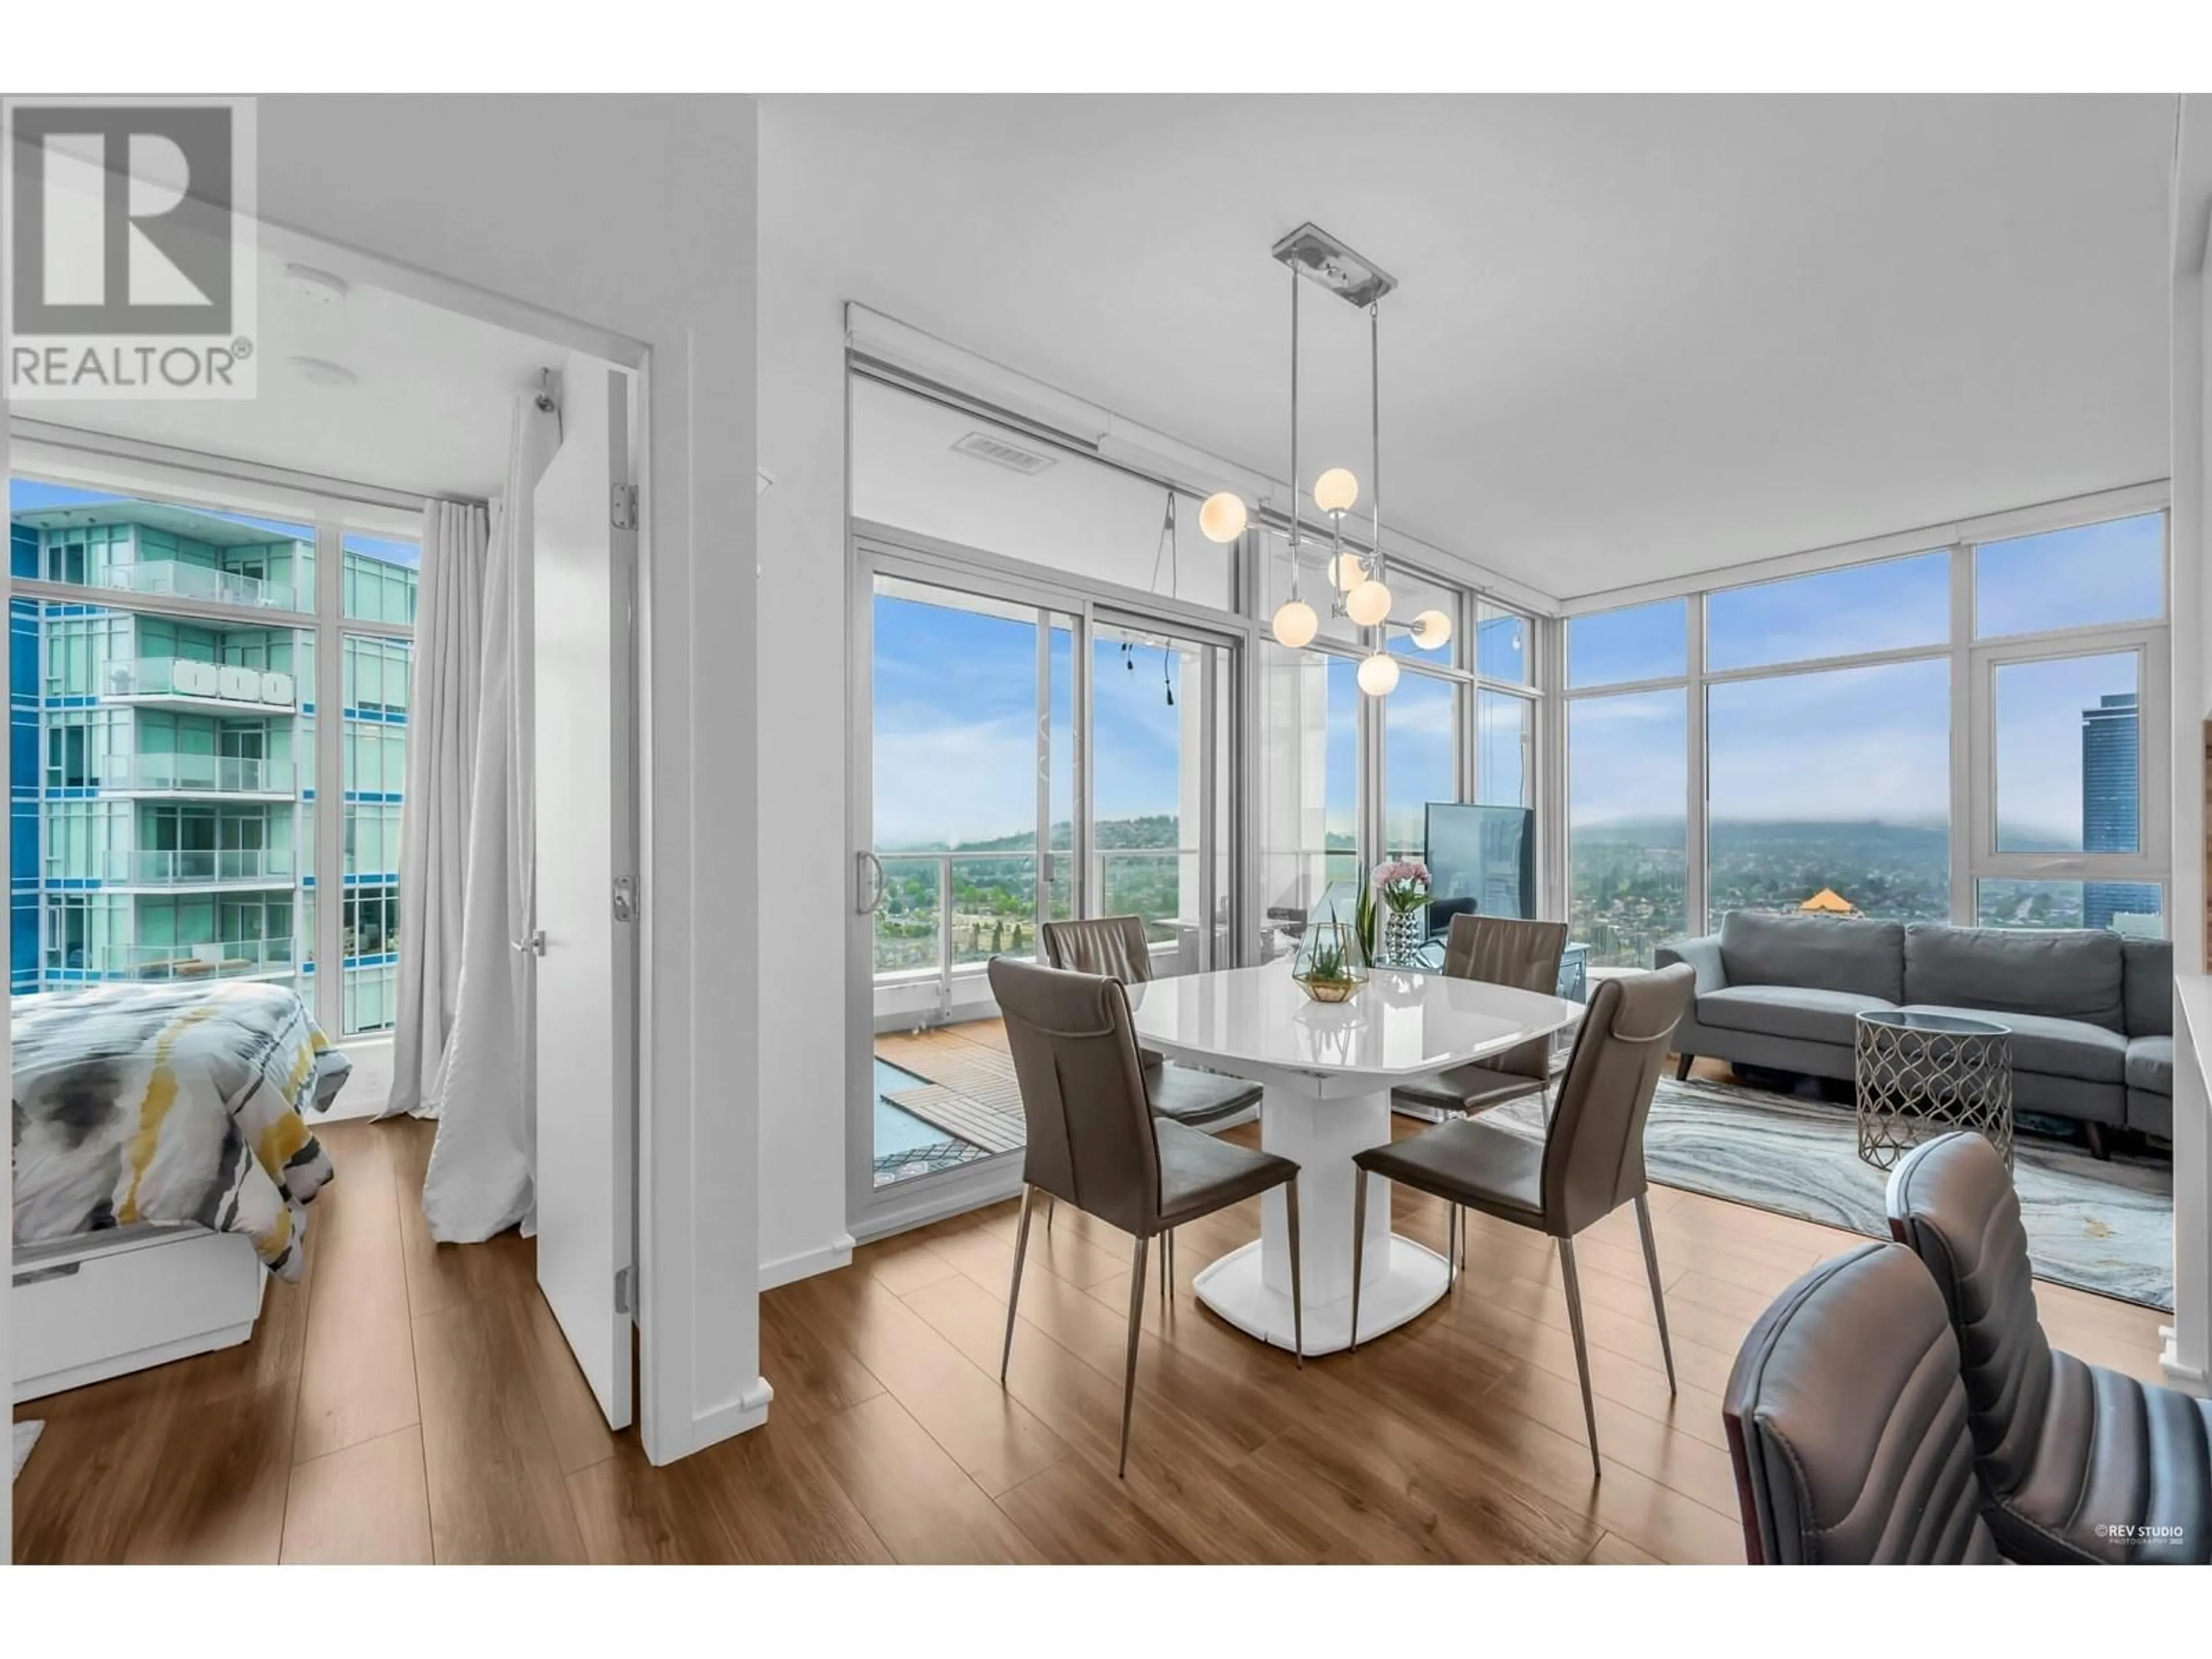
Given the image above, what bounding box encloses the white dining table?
[1127,961,1574,1356]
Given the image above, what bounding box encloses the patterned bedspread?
[11,981,336,1281]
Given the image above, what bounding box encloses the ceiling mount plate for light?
[1271,222,1397,308]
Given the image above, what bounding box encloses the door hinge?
[615,1264,634,1316]
[611,482,639,531]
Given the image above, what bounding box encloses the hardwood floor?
[12,1089,2175,1565]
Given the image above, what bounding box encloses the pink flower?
[1371,859,1430,891]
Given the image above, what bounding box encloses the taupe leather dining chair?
[1886,1131,2211,1563]
[1724,1241,1999,1564]
[1348,963,1695,1477]
[1390,914,1568,1116]
[988,957,1305,1476]
[1039,915,1263,1128]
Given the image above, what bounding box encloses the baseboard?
[2160,1328,2209,1395]
[759,1233,855,1291]
[315,1092,390,1124]
[656,1376,775,1465]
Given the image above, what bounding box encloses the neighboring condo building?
[2080,691,2161,933]
[10,497,415,1031]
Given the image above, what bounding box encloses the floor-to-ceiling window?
[1562,496,2168,965]
[9,473,416,1035]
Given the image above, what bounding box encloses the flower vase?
[1381,905,1425,969]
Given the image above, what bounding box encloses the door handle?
[515,930,547,956]
[856,850,885,915]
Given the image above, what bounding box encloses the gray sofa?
[1656,912,2172,1155]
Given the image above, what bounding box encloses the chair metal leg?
[1634,1194,1676,1395]
[1002,1185,1035,1384]
[1558,1237,1602,1479]
[1283,1177,1305,1367]
[1348,1168,1369,1353]
[1159,1228,1171,1301]
[1446,1204,1459,1289]
[1045,1196,1055,1232]
[1119,1236,1149,1477]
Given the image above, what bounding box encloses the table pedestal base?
[1192,1233,1449,1357]
[1192,1078,1449,1356]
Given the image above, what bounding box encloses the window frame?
[10,464,418,1028]
[1557,493,2171,952]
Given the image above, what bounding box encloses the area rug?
[13,1419,43,1482]
[1482,1074,2174,1310]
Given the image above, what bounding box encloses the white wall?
[756,122,855,1286]
[255,94,766,1460]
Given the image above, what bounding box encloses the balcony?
[871,848,1210,1022]
[47,937,300,984]
[101,558,300,612]
[90,657,298,712]
[93,753,297,798]
[55,847,298,889]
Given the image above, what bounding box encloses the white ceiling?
[36,246,556,501]
[764,94,2173,600]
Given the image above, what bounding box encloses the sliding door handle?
[855,850,885,915]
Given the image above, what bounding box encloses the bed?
[11,980,344,1402]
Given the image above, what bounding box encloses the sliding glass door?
[851,536,1248,1219]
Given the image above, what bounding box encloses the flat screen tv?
[1424,803,1536,924]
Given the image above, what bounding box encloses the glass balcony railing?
[872,847,1214,997]
[49,847,298,887]
[78,657,299,708]
[96,753,297,794]
[46,937,300,982]
[102,559,299,612]
[874,851,1046,983]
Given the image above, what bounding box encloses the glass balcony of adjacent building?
[55,846,300,889]
[93,752,298,798]
[48,936,300,984]
[88,656,300,713]
[100,556,301,612]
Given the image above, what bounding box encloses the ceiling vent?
[952,430,1056,475]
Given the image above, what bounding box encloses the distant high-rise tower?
[2080,692,2159,931]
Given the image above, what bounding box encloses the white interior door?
[532,358,638,1431]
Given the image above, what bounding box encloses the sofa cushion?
[1896,1004,2127,1084]
[1696,984,1896,1048]
[1718,911,1904,1003]
[1902,925,2124,1033]
[2126,1035,2173,1097]
[2122,938,2173,1037]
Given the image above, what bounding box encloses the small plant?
[1305,935,1351,983]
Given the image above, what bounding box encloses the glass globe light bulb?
[1330,552,1366,593]
[1312,467,1359,516]
[1357,651,1400,696]
[1411,608,1453,649]
[1271,599,1318,649]
[1346,578,1392,628]
[1197,491,1248,544]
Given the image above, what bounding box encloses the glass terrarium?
[1291,916,1368,1004]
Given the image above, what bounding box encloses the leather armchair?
[1724,1241,1999,1563]
[1885,1130,2211,1563]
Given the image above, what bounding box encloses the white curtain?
[384,499,489,1119]
[416,393,561,1241]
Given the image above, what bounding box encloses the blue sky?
[870,516,2162,849]
[10,478,419,568]
[1568,518,2162,837]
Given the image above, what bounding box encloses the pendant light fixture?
[1198,224,1449,695]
